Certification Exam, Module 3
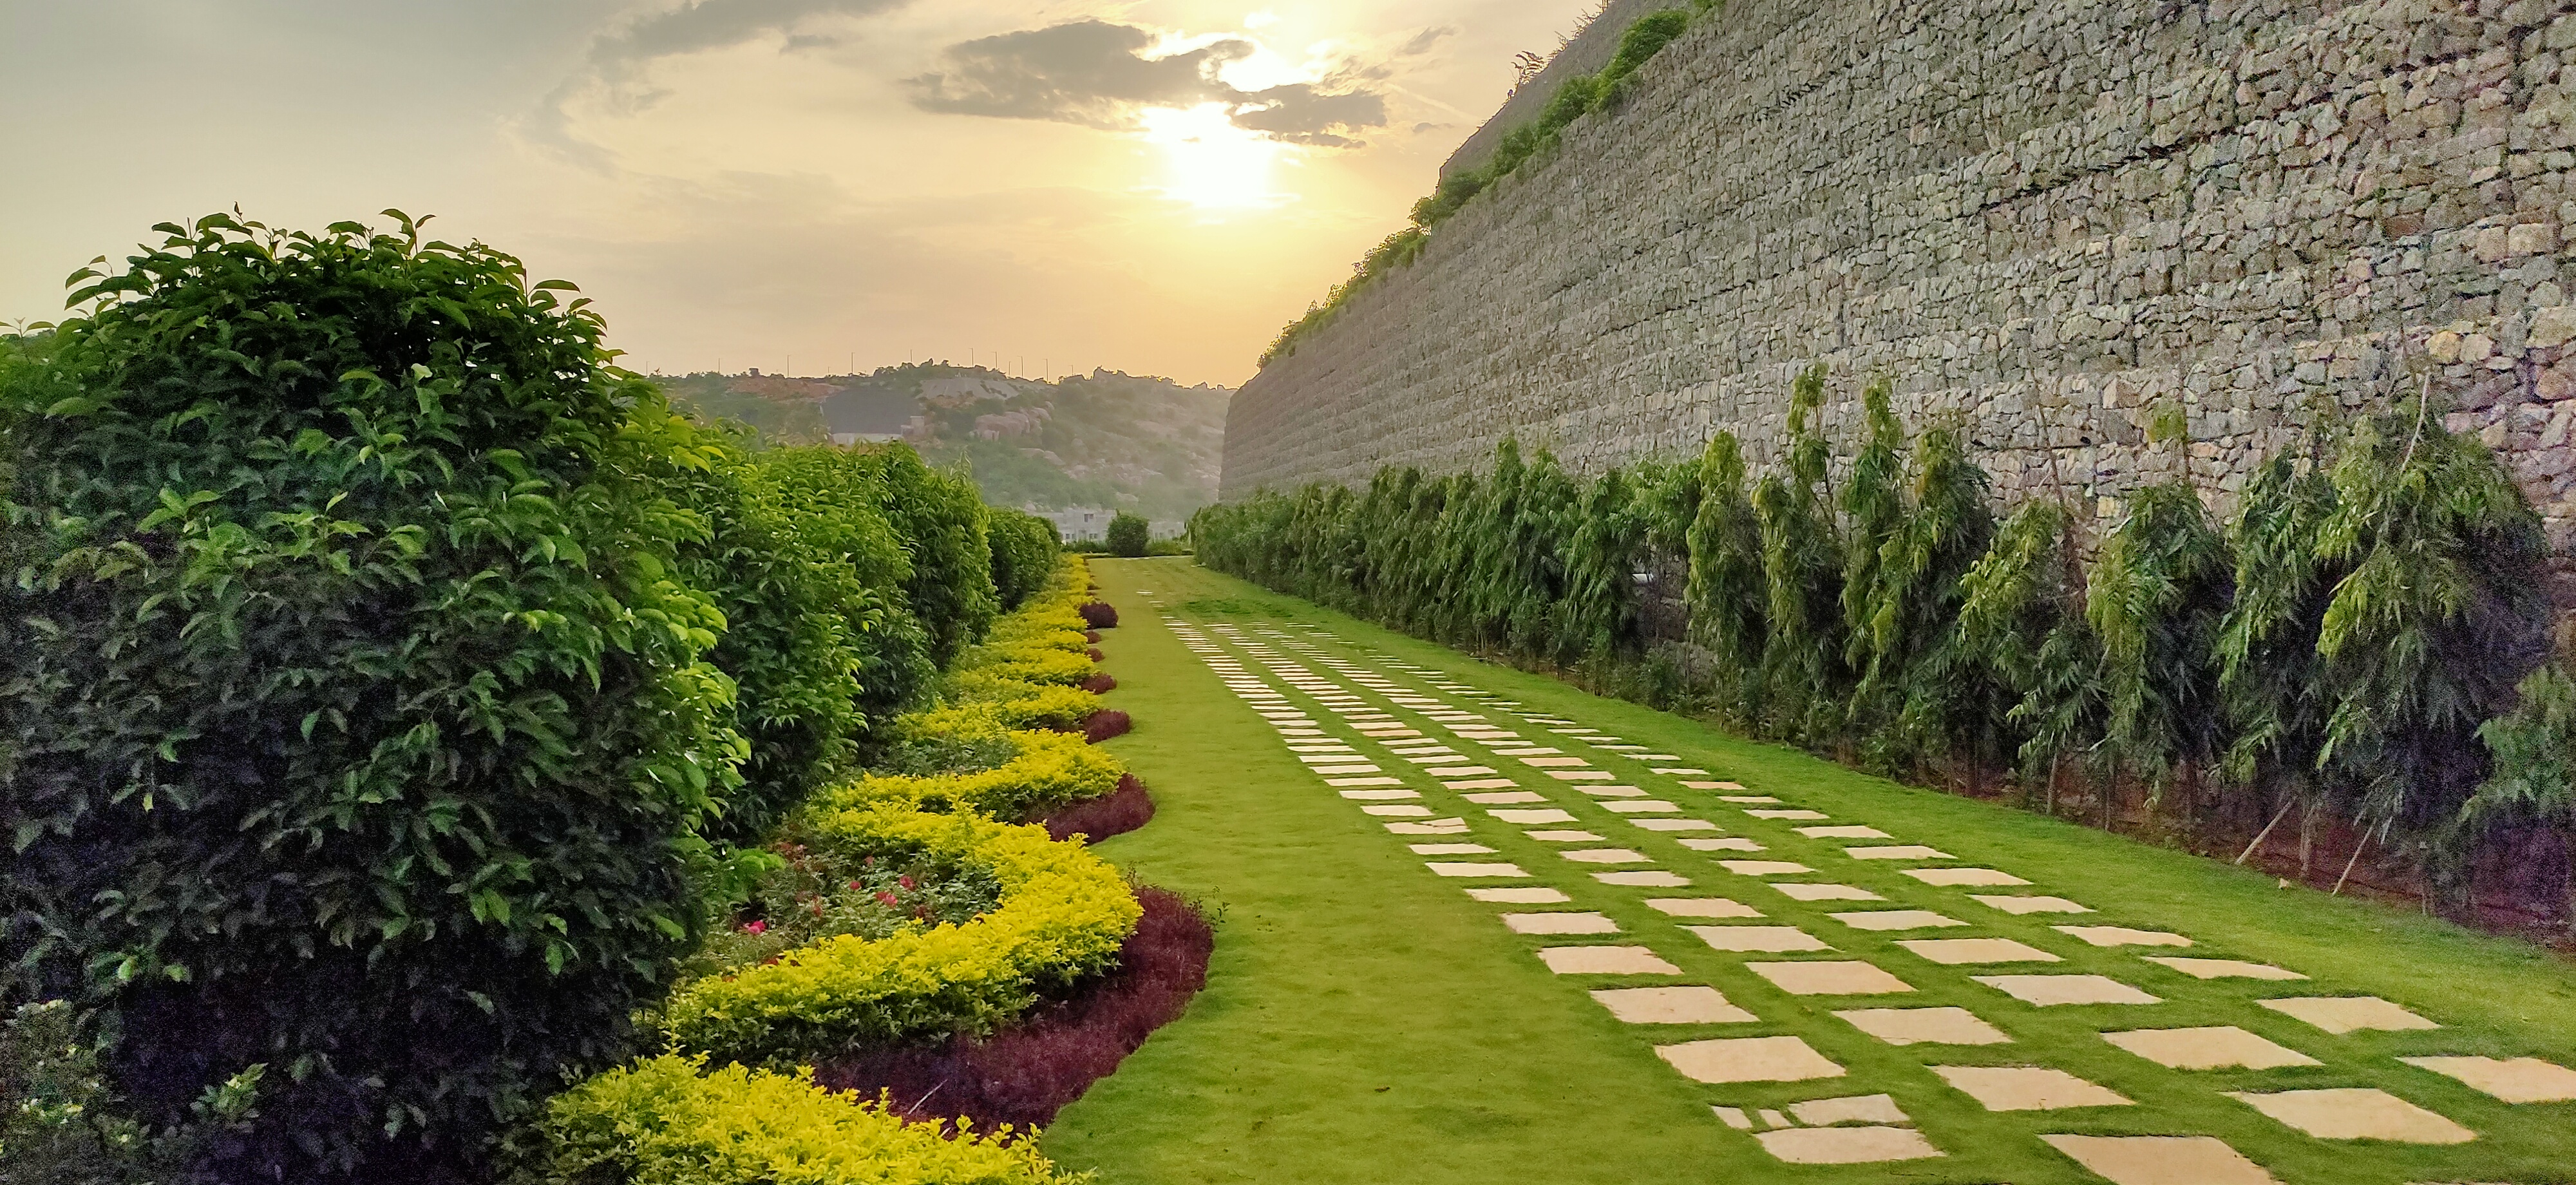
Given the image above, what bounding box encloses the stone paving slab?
[1504,911,1621,935]
[2145,957,2306,981]
[1971,895,2092,915]
[2229,1088,2476,1144]
[1468,887,1570,904]
[1975,974,2162,1007]
[1490,809,1577,824]
[1835,1007,2014,1047]
[1898,938,2063,965]
[1408,843,1495,855]
[1595,871,1692,887]
[1591,985,1758,1025]
[1754,1126,1943,1165]
[1720,860,1814,876]
[1363,804,1433,817]
[2041,1134,2282,1185]
[1830,910,1969,932]
[1563,848,1653,864]
[1679,837,1766,852]
[2401,1055,2576,1103]
[1748,961,1916,996]
[1428,862,1530,878]
[1798,826,1893,839]
[1789,1094,1909,1126]
[1655,1036,1846,1083]
[1463,791,1548,804]
[1539,945,1683,976]
[1686,925,1833,953]
[1935,1065,2134,1111]
[2103,1027,2319,1071]
[1903,867,2031,887]
[1645,897,1763,919]
[1630,818,1719,831]
[1846,846,1955,860]
[2055,925,2192,948]
[2258,996,2439,1034]
[1772,883,1883,902]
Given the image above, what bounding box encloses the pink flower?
[741,920,767,935]
[898,875,916,890]
[876,891,899,907]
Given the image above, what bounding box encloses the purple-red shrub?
[1079,672,1116,695]
[1037,773,1150,843]
[815,884,1211,1131]
[1085,647,1105,663]
[1084,630,1101,644]
[1081,710,1132,744]
[1076,602,1118,629]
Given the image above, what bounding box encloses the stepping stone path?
[1164,614,2568,1180]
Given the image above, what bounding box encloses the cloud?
[1229,85,1388,147]
[1397,26,1455,57]
[589,0,911,76]
[525,0,913,168]
[907,20,1387,146]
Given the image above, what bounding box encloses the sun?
[1136,104,1287,212]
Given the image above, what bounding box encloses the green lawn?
[1043,557,2576,1184]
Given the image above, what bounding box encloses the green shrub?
[2458,652,2576,931]
[1106,511,1150,557]
[988,508,1061,611]
[660,807,1140,1066]
[0,214,747,1182]
[657,431,896,849]
[755,446,938,728]
[759,444,993,671]
[865,446,999,664]
[512,1054,1083,1185]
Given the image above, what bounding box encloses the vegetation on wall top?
[1260,1,1714,369]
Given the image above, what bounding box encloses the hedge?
[511,1054,1081,1185]
[660,807,1141,1067]
[943,672,1107,731]
[828,728,1123,820]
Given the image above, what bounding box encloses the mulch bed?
[1035,773,1152,844]
[815,884,1212,1132]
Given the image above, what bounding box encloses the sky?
[0,0,1600,388]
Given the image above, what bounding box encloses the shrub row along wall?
[1227,0,2576,609]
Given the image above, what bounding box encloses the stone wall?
[1224,0,2576,607]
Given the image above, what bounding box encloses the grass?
[1045,558,2576,1184]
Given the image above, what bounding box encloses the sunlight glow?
[1137,104,1287,211]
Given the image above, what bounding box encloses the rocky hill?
[658,365,1229,520]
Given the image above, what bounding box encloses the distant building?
[822,384,915,446]
[1037,507,1112,541]
[1032,508,1186,542]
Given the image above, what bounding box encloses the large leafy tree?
[0,214,746,1182]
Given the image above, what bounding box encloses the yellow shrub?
[517,1054,1086,1184]
[830,728,1121,819]
[663,807,1141,1067]
[952,678,1104,730]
